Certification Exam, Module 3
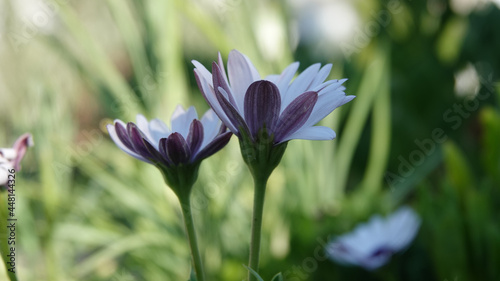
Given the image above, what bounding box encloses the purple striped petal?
[217,52,229,84]
[165,133,191,165]
[127,123,154,159]
[115,122,136,151]
[187,119,204,157]
[194,69,239,133]
[212,62,238,110]
[159,138,173,166]
[141,137,169,165]
[274,91,318,143]
[244,80,281,137]
[216,87,251,137]
[195,132,232,162]
[107,123,149,162]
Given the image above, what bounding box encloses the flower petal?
[217,87,251,137]
[141,137,169,166]
[265,62,300,96]
[107,123,150,163]
[195,132,232,162]
[244,80,281,137]
[192,60,213,87]
[127,123,155,160]
[218,52,229,85]
[171,105,198,139]
[227,50,260,112]
[200,109,221,149]
[310,64,332,89]
[12,133,33,170]
[136,114,154,142]
[281,63,321,111]
[303,91,355,128]
[158,138,173,165]
[165,132,191,165]
[187,119,204,157]
[194,69,238,133]
[274,91,318,143]
[212,62,239,112]
[114,122,136,151]
[149,118,171,146]
[280,126,336,142]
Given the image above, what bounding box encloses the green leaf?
[443,141,475,195]
[271,272,284,281]
[479,106,500,184]
[188,267,197,281]
[243,265,265,281]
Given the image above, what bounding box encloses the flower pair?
[108,50,354,190]
[107,50,354,281]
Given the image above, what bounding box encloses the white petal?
[227,50,260,113]
[303,91,354,128]
[280,126,336,142]
[149,118,171,146]
[266,62,300,97]
[195,69,238,133]
[281,63,321,111]
[0,166,10,185]
[136,114,154,142]
[386,207,421,250]
[192,60,213,87]
[310,64,332,89]
[107,123,149,162]
[0,148,17,161]
[314,78,348,93]
[171,105,198,139]
[264,74,280,84]
[200,109,222,149]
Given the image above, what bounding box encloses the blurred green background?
[1,0,499,280]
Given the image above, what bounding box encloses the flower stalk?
[239,129,287,280]
[179,193,205,281]
[247,174,268,281]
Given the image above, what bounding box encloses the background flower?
[327,207,421,270]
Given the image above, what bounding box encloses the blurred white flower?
[289,0,360,56]
[0,133,34,186]
[327,207,421,270]
[454,63,480,98]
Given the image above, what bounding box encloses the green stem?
[248,175,268,281]
[179,196,205,281]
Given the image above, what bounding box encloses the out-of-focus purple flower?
[106,106,232,194]
[327,207,421,271]
[192,50,354,145]
[0,133,34,186]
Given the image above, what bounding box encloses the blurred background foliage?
[0,0,499,280]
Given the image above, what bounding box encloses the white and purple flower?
[327,207,421,271]
[107,106,232,168]
[192,50,355,144]
[0,133,34,187]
